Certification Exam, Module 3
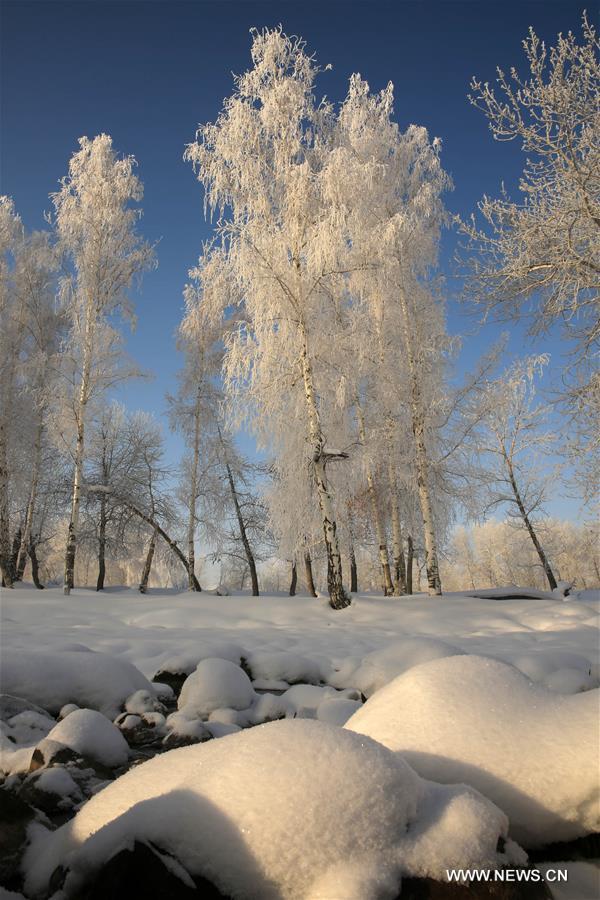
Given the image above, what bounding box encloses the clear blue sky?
[1,0,586,519]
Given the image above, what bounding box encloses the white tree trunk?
[387,456,407,595]
[16,408,44,580]
[187,384,202,591]
[299,323,349,609]
[355,399,394,594]
[64,300,95,594]
[398,287,442,595]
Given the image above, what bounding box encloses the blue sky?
[1,0,586,519]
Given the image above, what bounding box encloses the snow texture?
[346,655,600,845]
[42,709,129,768]
[0,647,154,718]
[24,719,523,900]
[178,657,256,718]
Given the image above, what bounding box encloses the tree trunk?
[398,287,442,595]
[187,384,202,592]
[303,550,318,597]
[355,400,394,595]
[16,413,44,581]
[289,559,297,596]
[349,545,358,593]
[0,418,13,586]
[88,489,200,590]
[96,492,107,591]
[406,535,414,595]
[298,325,348,609]
[505,456,558,591]
[29,539,44,589]
[139,527,157,593]
[64,300,95,595]
[388,461,407,595]
[10,527,22,581]
[223,457,259,596]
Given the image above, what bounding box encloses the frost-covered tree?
[464,15,600,466]
[339,76,452,595]
[473,356,558,590]
[0,197,23,585]
[185,29,365,609]
[52,135,154,594]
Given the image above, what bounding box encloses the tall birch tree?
[52,135,154,594]
[186,29,365,608]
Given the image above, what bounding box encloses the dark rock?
[527,832,600,863]
[397,874,552,899]
[115,714,164,749]
[67,840,228,899]
[162,729,211,751]
[30,739,115,781]
[152,671,188,699]
[0,789,36,887]
[18,769,81,816]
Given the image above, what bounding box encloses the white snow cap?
[346,655,600,846]
[24,720,522,900]
[42,709,129,768]
[178,657,255,717]
[0,649,153,718]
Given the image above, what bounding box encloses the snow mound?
[0,649,153,718]
[178,657,255,718]
[24,720,523,900]
[346,655,600,846]
[245,651,323,686]
[42,709,129,768]
[332,636,463,697]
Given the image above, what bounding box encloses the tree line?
[0,18,597,605]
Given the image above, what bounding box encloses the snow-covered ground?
[2,583,598,691]
[1,582,598,899]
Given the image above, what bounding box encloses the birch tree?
[0,198,24,585]
[464,15,600,465]
[473,356,558,590]
[52,135,154,594]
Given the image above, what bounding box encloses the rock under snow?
[244,651,323,686]
[0,649,154,719]
[39,709,129,769]
[24,720,524,900]
[178,658,255,718]
[346,655,600,846]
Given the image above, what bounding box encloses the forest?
[1,19,598,608]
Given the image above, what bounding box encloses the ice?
[42,709,129,768]
[346,655,600,846]
[178,657,256,718]
[24,720,522,900]
[0,648,154,718]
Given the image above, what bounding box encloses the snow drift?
[346,654,600,846]
[0,648,154,718]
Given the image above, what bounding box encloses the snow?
[245,650,323,686]
[178,657,256,718]
[24,719,523,900]
[346,655,600,846]
[42,709,129,768]
[0,646,155,718]
[329,636,464,697]
[33,767,80,798]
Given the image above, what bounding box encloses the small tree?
[474,356,558,590]
[53,135,154,594]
